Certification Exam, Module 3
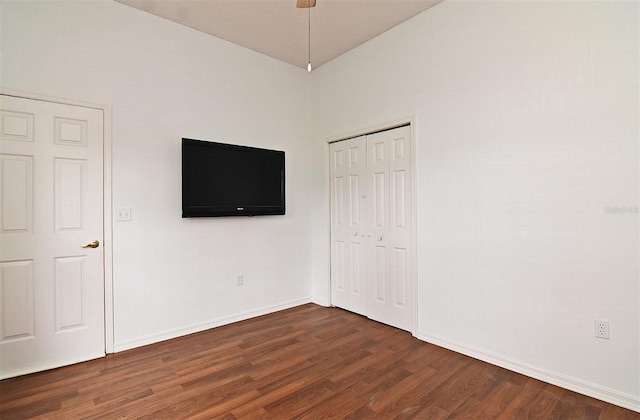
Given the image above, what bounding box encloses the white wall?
[310,0,639,410]
[2,0,638,411]
[1,0,314,350]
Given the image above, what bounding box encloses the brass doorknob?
[82,240,100,249]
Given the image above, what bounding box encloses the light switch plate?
[116,207,132,221]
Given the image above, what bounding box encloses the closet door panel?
[330,136,367,316]
[366,126,413,331]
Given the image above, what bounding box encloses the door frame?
[1,88,114,353]
[325,117,418,335]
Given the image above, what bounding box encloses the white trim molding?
[416,332,640,413]
[114,297,312,353]
[311,297,329,307]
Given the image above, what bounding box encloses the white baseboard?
[114,297,312,353]
[415,331,640,413]
[311,296,329,307]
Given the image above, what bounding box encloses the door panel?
[0,95,105,379]
[55,256,86,332]
[0,260,34,341]
[373,245,386,303]
[1,154,33,233]
[376,126,413,331]
[394,248,408,308]
[330,136,367,316]
[366,132,390,325]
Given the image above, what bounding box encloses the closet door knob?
[378,236,383,241]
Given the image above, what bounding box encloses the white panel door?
[366,126,413,331]
[0,95,105,379]
[330,136,368,316]
[330,125,413,332]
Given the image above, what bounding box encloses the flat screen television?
[182,138,285,217]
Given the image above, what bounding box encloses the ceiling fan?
[296,0,316,8]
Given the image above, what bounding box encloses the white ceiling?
[114,0,443,70]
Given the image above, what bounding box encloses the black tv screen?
[182,138,285,217]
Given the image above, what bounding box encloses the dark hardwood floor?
[0,304,637,419]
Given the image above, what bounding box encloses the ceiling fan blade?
[296,0,316,8]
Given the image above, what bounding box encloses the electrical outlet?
[237,274,244,286]
[594,320,610,339]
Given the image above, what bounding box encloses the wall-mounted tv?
[182,138,285,217]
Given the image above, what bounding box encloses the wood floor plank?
[467,378,523,418]
[495,379,548,419]
[370,359,455,417]
[0,304,637,419]
[263,378,335,417]
[188,389,263,420]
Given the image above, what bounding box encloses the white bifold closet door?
[330,125,413,332]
